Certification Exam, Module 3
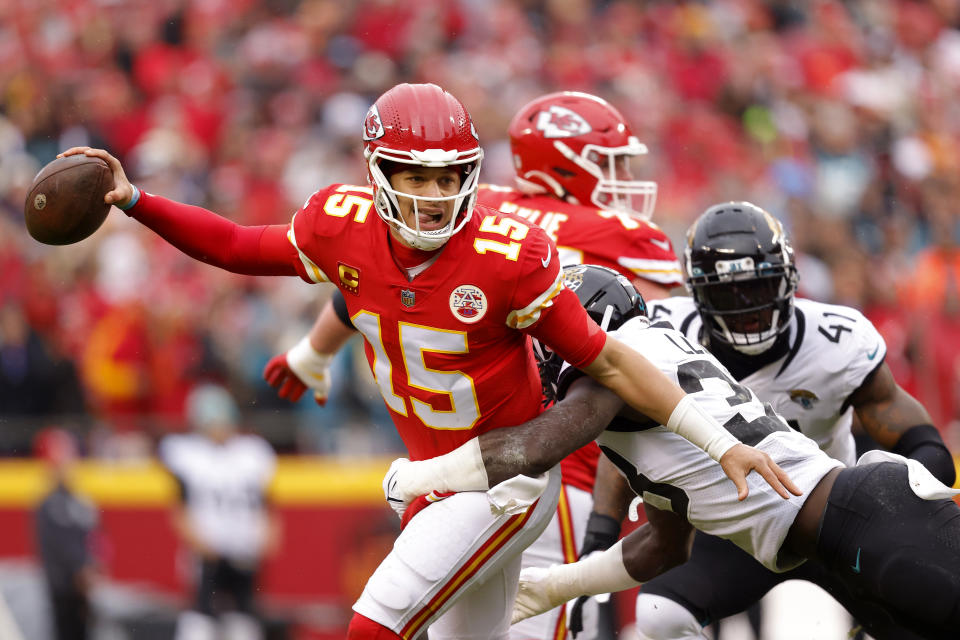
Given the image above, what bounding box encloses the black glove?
[568,513,621,637]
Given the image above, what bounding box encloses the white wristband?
[286,335,332,385]
[397,438,489,501]
[666,394,739,461]
[548,540,640,600]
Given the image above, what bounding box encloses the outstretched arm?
[384,377,624,504]
[59,147,298,276]
[850,362,955,485]
[512,503,694,624]
[583,337,801,500]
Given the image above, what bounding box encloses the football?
[24,154,114,245]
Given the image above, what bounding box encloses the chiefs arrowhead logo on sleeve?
[363,105,384,141]
[536,105,592,139]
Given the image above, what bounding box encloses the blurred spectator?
[160,384,280,640]
[3,0,960,452]
[33,428,101,640]
[0,301,85,420]
[901,176,960,441]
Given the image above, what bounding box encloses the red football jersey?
[287,184,604,460]
[478,185,682,493]
[477,186,683,287]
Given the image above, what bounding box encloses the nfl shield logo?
[401,289,416,307]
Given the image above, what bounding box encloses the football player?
[264,90,683,639]
[161,384,279,640]
[59,84,795,640]
[592,202,957,640]
[384,264,960,640]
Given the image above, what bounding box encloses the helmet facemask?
[368,147,483,251]
[688,256,798,355]
[555,137,657,220]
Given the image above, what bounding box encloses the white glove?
[512,566,569,624]
[285,335,333,404]
[383,458,413,519]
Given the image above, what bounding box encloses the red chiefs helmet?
[508,92,657,220]
[363,83,483,250]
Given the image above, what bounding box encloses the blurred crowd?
[2,0,960,456]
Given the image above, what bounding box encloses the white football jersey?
[160,433,277,563]
[647,297,887,466]
[561,318,842,572]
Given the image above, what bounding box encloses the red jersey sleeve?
[616,220,683,287]
[286,184,370,284]
[128,191,299,275]
[501,222,606,368]
[527,288,606,368]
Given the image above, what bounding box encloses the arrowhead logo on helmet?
[363,106,385,141]
[536,105,592,139]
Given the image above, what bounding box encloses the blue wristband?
[117,184,141,211]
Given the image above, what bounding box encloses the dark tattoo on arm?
[850,363,933,449]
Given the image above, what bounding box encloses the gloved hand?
[263,336,332,405]
[513,566,568,624]
[567,512,621,637]
[383,458,413,519]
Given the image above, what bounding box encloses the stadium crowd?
[2,0,960,458]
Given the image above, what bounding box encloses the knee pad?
[878,553,959,626]
[634,594,707,640]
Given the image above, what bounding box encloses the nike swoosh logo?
[650,238,671,252]
[851,548,861,573]
[867,344,880,360]
[541,249,552,269]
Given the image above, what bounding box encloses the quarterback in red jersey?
[266,91,685,639]
[60,83,795,640]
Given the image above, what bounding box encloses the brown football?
[24,155,114,245]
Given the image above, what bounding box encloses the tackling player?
[263,90,684,639]
[384,264,960,640]
[594,202,957,640]
[58,83,795,640]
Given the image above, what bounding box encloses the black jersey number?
[818,311,856,343]
[676,359,751,407]
[676,359,789,446]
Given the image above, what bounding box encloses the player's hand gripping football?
[721,443,802,501]
[58,147,135,208]
[263,336,333,405]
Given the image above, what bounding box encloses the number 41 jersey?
[648,296,887,466]
[286,184,602,461]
